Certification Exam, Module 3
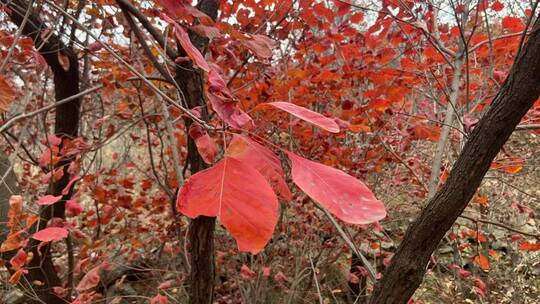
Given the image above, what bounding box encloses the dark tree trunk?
[173,1,219,303]
[2,1,81,303]
[369,17,540,304]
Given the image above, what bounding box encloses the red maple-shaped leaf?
[226,134,292,200]
[177,157,278,254]
[32,227,69,242]
[259,102,340,133]
[287,152,386,224]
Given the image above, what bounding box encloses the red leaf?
[206,92,253,129]
[274,271,288,282]
[76,265,101,292]
[206,69,253,129]
[163,14,210,72]
[177,157,278,254]
[37,195,62,206]
[259,102,340,133]
[490,157,524,174]
[473,277,487,298]
[158,280,174,290]
[491,1,504,11]
[240,264,256,280]
[32,227,69,242]
[52,286,67,297]
[158,0,210,22]
[62,175,80,195]
[189,124,217,164]
[207,68,233,99]
[226,135,292,200]
[410,124,440,141]
[9,269,27,285]
[66,199,84,216]
[0,75,15,113]
[473,255,490,270]
[502,16,525,32]
[47,134,62,146]
[287,152,386,224]
[518,241,540,251]
[150,294,169,304]
[241,34,276,58]
[10,249,27,270]
[32,51,47,73]
[457,268,472,279]
[191,24,220,39]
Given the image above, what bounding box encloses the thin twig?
[459,214,540,240]
[314,203,377,282]
[309,255,324,304]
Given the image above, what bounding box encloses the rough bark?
[369,17,540,304]
[2,1,81,303]
[173,1,219,303]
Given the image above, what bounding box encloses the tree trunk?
[173,1,219,303]
[2,1,81,303]
[369,17,540,304]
